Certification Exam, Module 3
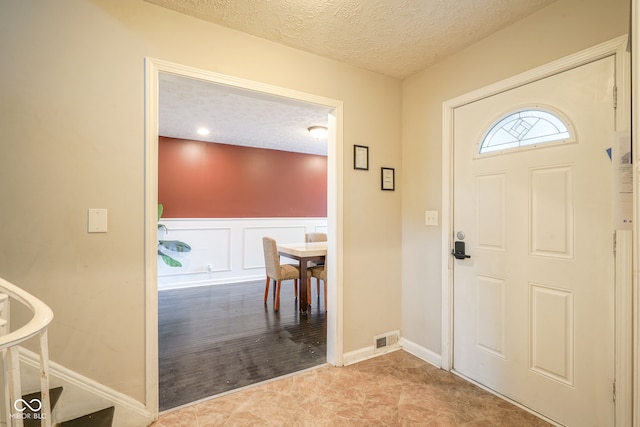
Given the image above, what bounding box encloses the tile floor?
[152,350,551,426]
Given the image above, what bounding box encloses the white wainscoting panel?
[158,218,327,290]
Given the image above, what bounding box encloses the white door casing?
[144,58,345,417]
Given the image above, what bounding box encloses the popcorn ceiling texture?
[159,73,332,155]
[146,0,556,79]
[152,0,556,154]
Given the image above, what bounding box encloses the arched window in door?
[479,107,574,154]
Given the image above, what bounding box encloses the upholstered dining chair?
[308,264,327,311]
[305,232,327,305]
[305,232,327,243]
[262,236,300,311]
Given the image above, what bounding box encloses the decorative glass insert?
[479,109,572,154]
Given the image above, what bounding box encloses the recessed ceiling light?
[197,127,210,136]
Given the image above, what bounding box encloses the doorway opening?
[144,58,343,415]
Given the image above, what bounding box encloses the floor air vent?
[374,330,400,353]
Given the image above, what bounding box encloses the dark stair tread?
[57,406,115,427]
[23,386,64,409]
[22,387,63,427]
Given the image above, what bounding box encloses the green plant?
[158,203,191,267]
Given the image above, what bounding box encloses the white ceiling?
[159,73,332,155]
[147,0,555,79]
[152,0,557,155]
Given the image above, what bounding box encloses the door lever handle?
[451,241,471,260]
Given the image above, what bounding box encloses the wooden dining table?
[277,241,327,313]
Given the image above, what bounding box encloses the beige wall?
[1,0,628,409]
[0,0,402,402]
[401,0,629,355]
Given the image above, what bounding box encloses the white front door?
[453,56,615,426]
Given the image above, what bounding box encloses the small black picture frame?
[354,145,369,170]
[381,167,395,191]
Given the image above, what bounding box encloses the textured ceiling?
[152,0,557,155]
[160,73,332,155]
[147,0,556,79]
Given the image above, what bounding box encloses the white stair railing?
[0,278,54,427]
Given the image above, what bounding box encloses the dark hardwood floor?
[158,279,327,411]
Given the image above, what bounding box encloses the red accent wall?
[158,137,327,218]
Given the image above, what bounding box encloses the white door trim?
[441,36,630,423]
[631,5,640,426]
[143,58,344,418]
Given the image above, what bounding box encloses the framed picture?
[354,145,369,170]
[381,167,395,191]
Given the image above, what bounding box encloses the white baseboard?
[342,337,442,369]
[158,274,264,291]
[19,348,153,427]
[342,345,374,365]
[399,338,442,368]
[342,344,401,366]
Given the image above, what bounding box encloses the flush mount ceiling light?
[308,126,328,139]
[197,127,210,136]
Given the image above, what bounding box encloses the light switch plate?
[425,210,439,226]
[88,209,108,233]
